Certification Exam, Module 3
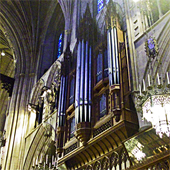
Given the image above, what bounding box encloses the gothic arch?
[110,152,119,170]
[93,161,101,170]
[30,79,45,105]
[22,124,54,170]
[46,60,61,88]
[101,157,110,170]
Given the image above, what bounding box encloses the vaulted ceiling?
[0,0,65,135]
[0,0,62,74]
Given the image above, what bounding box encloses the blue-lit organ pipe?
[107,29,113,86]
[111,28,117,84]
[60,76,65,115]
[84,41,88,122]
[107,26,119,85]
[88,46,92,122]
[57,72,68,126]
[75,40,92,124]
[63,76,68,124]
[80,40,85,122]
[58,75,63,126]
[75,41,81,124]
[114,27,119,84]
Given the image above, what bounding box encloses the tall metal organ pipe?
[107,25,120,85]
[75,40,92,124]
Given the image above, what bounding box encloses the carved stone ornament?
[145,37,158,59]
[43,122,52,137]
[74,122,91,146]
[41,86,56,118]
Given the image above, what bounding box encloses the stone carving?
[41,85,56,119]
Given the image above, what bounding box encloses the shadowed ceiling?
[0,0,64,136]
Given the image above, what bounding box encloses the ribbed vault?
[0,0,64,77]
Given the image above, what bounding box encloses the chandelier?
[135,36,170,138]
[142,94,170,138]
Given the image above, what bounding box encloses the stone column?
[156,0,163,18]
[2,71,36,170]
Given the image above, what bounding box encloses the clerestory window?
[57,33,64,58]
[97,0,110,13]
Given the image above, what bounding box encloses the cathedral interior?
[0,0,170,170]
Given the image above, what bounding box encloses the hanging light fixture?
[136,36,170,138]
[142,94,170,138]
[1,50,5,56]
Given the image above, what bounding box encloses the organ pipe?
[75,40,92,123]
[107,24,120,85]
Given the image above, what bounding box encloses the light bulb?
[1,51,5,56]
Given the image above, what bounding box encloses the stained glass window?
[97,0,104,13]
[97,0,109,13]
[57,33,63,58]
[106,0,109,4]
[69,78,75,105]
[99,94,107,118]
[147,38,155,50]
[96,52,103,83]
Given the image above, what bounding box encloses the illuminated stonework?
[125,138,146,162]
[131,142,146,161]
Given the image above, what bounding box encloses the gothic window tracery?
[93,161,101,170]
[97,0,110,13]
[86,165,93,170]
[111,152,119,170]
[120,151,130,170]
[57,33,64,58]
[106,0,110,4]
[102,157,109,170]
[97,0,104,13]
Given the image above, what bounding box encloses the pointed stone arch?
[101,156,110,170]
[110,152,119,170]
[22,124,55,170]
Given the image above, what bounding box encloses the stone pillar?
[2,72,35,170]
[156,0,163,18]
[58,0,73,51]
